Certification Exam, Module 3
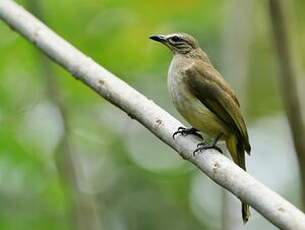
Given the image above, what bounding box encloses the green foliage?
[0,0,304,229]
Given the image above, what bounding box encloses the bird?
[150,32,251,223]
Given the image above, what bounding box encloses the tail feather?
[226,135,251,223]
[237,141,246,171]
[242,202,250,224]
[237,141,251,223]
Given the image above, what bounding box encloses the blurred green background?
[0,0,305,229]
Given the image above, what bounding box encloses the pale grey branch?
[1,0,305,229]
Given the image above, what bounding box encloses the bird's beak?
[149,34,167,43]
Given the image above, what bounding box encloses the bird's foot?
[193,134,223,156]
[172,127,202,140]
[193,143,223,156]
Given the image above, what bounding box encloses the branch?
[1,0,305,228]
[269,0,305,209]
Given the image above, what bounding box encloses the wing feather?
[184,61,251,153]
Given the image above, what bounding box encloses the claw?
[193,134,223,156]
[172,127,203,140]
[197,141,206,148]
[172,130,182,139]
[172,127,186,139]
[193,144,223,156]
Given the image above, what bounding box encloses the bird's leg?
[172,127,202,140]
[193,134,223,155]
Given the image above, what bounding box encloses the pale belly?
[168,66,226,137]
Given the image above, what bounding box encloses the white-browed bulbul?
[150,32,251,223]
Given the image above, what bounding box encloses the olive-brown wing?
[184,62,251,153]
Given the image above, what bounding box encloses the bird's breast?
[167,58,226,137]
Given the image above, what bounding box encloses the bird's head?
[150,33,199,55]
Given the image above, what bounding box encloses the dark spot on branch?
[153,119,163,130]
[213,162,220,174]
[98,79,105,85]
[70,65,81,80]
[278,207,285,212]
[32,27,41,45]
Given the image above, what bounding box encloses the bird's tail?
[226,135,251,223]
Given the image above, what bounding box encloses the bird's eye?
[170,36,182,43]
